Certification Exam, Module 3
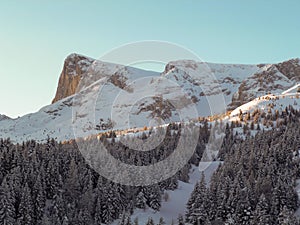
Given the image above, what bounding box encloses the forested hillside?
[186,121,300,224]
[1,108,300,224]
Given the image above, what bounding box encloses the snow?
[2,56,300,222]
[1,58,299,145]
[112,162,221,225]
[65,53,95,76]
[295,179,300,217]
[164,60,260,108]
[282,83,300,95]
[230,93,300,119]
[0,114,11,121]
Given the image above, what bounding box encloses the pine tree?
[157,217,166,225]
[40,214,52,225]
[77,208,93,225]
[113,183,127,215]
[278,206,299,225]
[65,158,80,203]
[186,182,200,221]
[135,190,147,210]
[18,183,34,225]
[145,217,155,225]
[186,174,208,224]
[177,214,185,225]
[94,195,102,225]
[147,184,162,211]
[133,217,139,225]
[0,178,16,225]
[253,194,272,225]
[33,173,46,223]
[118,212,127,225]
[49,190,66,225]
[101,183,118,224]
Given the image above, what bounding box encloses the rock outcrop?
[275,58,300,81]
[52,54,299,113]
[52,53,94,103]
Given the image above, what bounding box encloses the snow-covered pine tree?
[145,217,155,225]
[147,184,162,211]
[0,178,16,225]
[186,173,209,224]
[253,194,272,225]
[278,205,299,225]
[135,190,147,210]
[157,217,166,225]
[18,182,34,225]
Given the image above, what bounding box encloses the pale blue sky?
[0,0,299,118]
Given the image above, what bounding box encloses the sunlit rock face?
[52,53,94,103]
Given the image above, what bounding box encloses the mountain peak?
[0,114,11,121]
[65,53,94,62]
[52,54,300,106]
[52,53,95,103]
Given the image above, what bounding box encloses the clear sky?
[0,0,299,118]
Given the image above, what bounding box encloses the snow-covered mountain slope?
[282,83,300,94]
[230,90,300,120]
[275,58,300,81]
[1,54,300,143]
[230,64,294,109]
[0,114,11,121]
[111,163,221,225]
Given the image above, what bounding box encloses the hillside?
[1,54,300,224]
[0,54,300,143]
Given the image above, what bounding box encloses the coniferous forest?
[0,108,300,225]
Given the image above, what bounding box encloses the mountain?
[275,58,300,81]
[1,54,300,224]
[52,53,94,103]
[1,54,300,143]
[0,114,11,121]
[51,55,300,110]
[230,87,300,120]
[229,63,297,109]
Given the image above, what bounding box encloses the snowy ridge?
[2,55,300,224]
[1,55,300,143]
[0,114,11,121]
[230,93,300,119]
[282,83,300,94]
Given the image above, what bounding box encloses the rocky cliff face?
[52,53,94,103]
[275,58,300,81]
[52,54,299,112]
[227,59,300,109]
[2,54,300,143]
[229,64,294,109]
